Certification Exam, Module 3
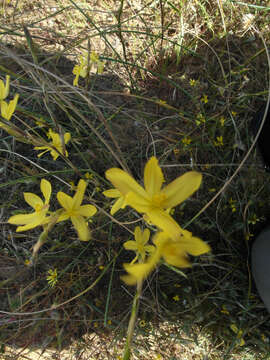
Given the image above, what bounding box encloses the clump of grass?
[1,1,270,359]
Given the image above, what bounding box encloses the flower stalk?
[122,279,143,360]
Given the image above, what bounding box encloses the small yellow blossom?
[248,214,260,225]
[230,324,245,346]
[214,136,224,147]
[47,268,58,287]
[182,137,192,146]
[245,232,253,241]
[99,265,104,270]
[231,111,237,117]
[189,78,197,86]
[0,75,10,101]
[24,259,31,266]
[221,305,229,315]
[72,55,88,86]
[57,179,97,241]
[103,188,126,216]
[196,113,206,126]
[173,295,180,301]
[201,94,208,104]
[229,198,237,213]
[85,172,93,180]
[220,116,225,127]
[8,179,52,232]
[34,128,71,161]
[1,93,19,121]
[157,99,167,106]
[72,52,105,86]
[107,319,112,325]
[124,227,156,263]
[93,322,98,328]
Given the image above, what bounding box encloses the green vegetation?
[1,0,270,359]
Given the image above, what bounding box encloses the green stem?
[122,280,143,360]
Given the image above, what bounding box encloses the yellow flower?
[214,136,223,147]
[173,295,180,301]
[106,157,202,237]
[8,179,52,232]
[201,94,208,104]
[72,52,105,86]
[103,188,128,215]
[220,116,225,127]
[47,268,58,287]
[182,137,192,146]
[122,230,210,285]
[189,78,197,86]
[72,55,88,86]
[90,51,105,74]
[221,305,229,315]
[230,324,245,346]
[124,227,156,263]
[196,113,206,126]
[34,128,71,160]
[105,157,202,239]
[0,75,10,101]
[85,172,93,180]
[57,179,97,241]
[1,94,19,121]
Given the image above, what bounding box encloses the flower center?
[151,193,166,209]
[35,203,48,212]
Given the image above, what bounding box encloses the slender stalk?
[122,280,143,360]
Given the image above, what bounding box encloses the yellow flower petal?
[122,249,162,285]
[8,212,40,225]
[0,75,10,100]
[180,232,211,256]
[144,244,156,253]
[78,204,97,217]
[110,196,125,215]
[103,189,121,198]
[73,179,87,209]
[23,193,43,209]
[122,261,156,285]
[125,191,151,213]
[144,157,164,197]
[40,179,52,204]
[161,241,191,268]
[162,171,202,209]
[123,240,138,251]
[16,221,43,232]
[141,228,150,245]
[57,191,73,211]
[71,215,90,241]
[64,132,71,144]
[147,209,182,239]
[105,168,147,198]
